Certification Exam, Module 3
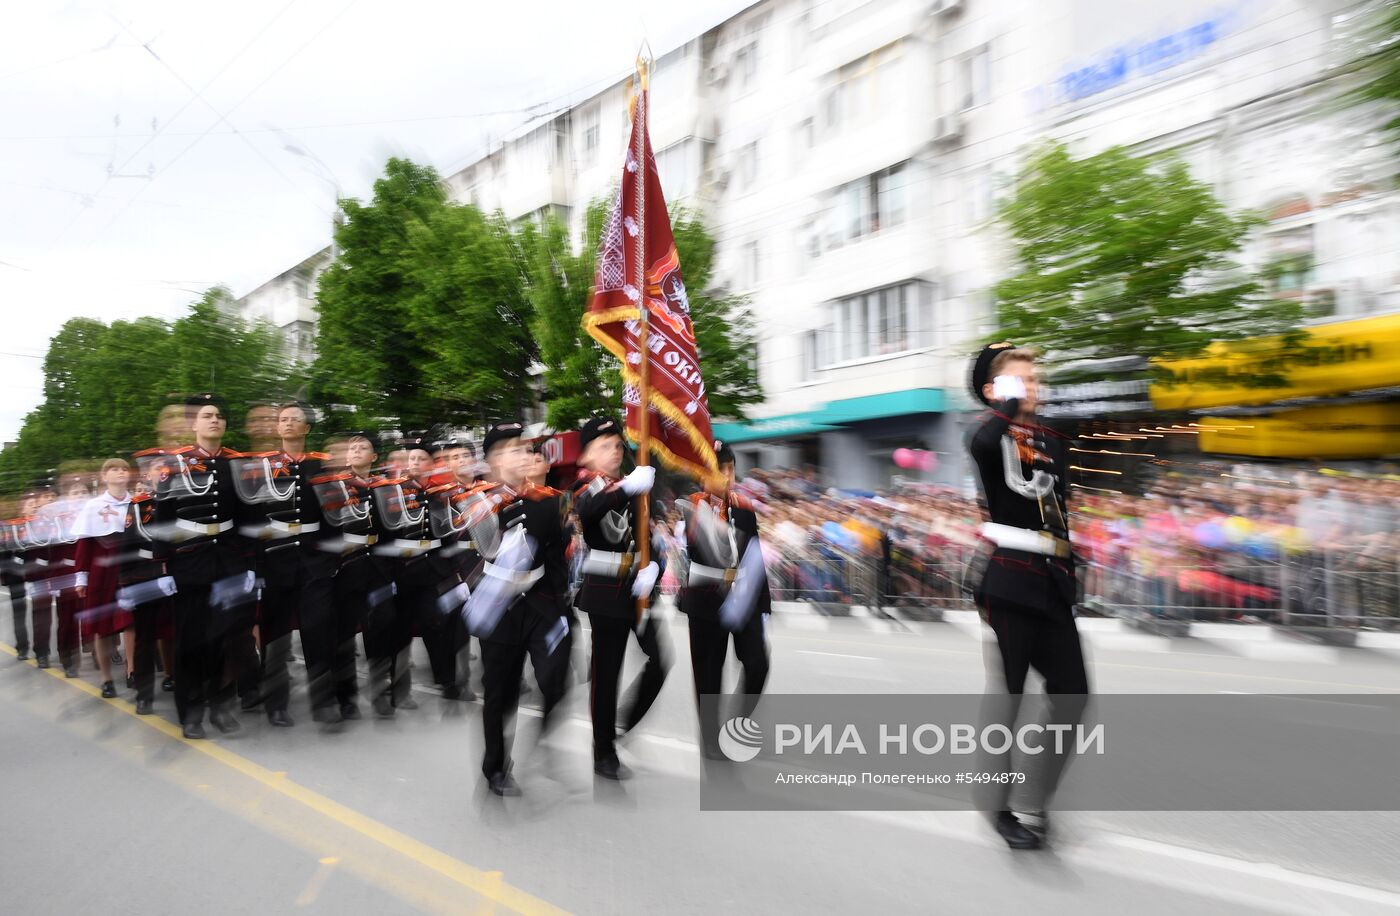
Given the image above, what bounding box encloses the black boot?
[994,811,1041,850]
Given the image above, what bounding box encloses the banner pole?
[634,53,652,624]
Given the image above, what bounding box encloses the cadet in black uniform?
[3,490,42,664]
[370,434,456,713]
[570,417,670,780]
[423,435,480,701]
[465,421,574,797]
[966,343,1090,849]
[116,472,172,716]
[153,394,253,739]
[232,402,336,727]
[312,431,393,718]
[679,441,772,760]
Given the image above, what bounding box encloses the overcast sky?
[0,0,753,444]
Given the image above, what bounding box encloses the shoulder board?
[729,493,755,511]
[221,449,247,458]
[688,492,709,507]
[309,471,352,485]
[305,452,331,460]
[425,482,462,496]
[170,446,196,455]
[132,447,167,458]
[522,483,561,501]
[130,492,153,505]
[369,476,411,488]
[244,451,280,458]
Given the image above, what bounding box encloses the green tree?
[311,157,447,429]
[0,289,288,492]
[1344,0,1400,151]
[525,200,620,428]
[525,201,762,430]
[404,203,537,426]
[993,142,1302,379]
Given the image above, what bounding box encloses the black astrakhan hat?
[482,421,525,456]
[970,342,1017,407]
[578,416,624,453]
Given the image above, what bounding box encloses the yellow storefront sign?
[1150,313,1400,411]
[1197,402,1400,459]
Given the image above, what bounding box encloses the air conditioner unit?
[711,153,735,189]
[707,60,730,86]
[930,0,964,17]
[933,112,965,144]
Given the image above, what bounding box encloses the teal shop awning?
[712,388,946,444]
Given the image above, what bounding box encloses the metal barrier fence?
[1082,549,1399,630]
[649,532,1399,632]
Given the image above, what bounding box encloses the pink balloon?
[893,448,915,469]
[917,451,938,472]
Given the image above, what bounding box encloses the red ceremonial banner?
[583,83,718,482]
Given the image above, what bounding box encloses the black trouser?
[6,574,32,656]
[479,613,572,778]
[298,561,346,713]
[422,604,468,691]
[391,555,460,701]
[343,553,395,703]
[588,613,669,761]
[978,598,1090,815]
[131,594,163,703]
[256,551,306,714]
[173,583,217,723]
[687,613,770,755]
[55,585,82,671]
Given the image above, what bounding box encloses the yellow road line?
[1,641,568,916]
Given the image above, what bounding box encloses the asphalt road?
[2,596,1398,915]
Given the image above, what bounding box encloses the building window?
[793,117,814,166]
[737,141,759,190]
[817,281,930,368]
[582,106,600,167]
[736,42,758,89]
[822,162,909,251]
[736,239,762,290]
[802,329,819,380]
[959,44,991,111]
[656,139,704,203]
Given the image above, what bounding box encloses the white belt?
[581,549,638,578]
[138,549,155,560]
[341,532,378,545]
[374,537,441,557]
[239,520,321,540]
[176,519,234,537]
[483,561,545,593]
[980,523,1071,559]
[439,541,476,557]
[688,562,737,588]
[271,519,319,534]
[35,558,49,567]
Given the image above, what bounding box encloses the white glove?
[631,561,660,598]
[991,374,1027,402]
[620,465,656,496]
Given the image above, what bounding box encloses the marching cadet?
[312,431,393,719]
[72,459,134,697]
[121,452,177,716]
[154,394,254,739]
[43,471,90,678]
[367,434,444,713]
[966,343,1090,850]
[463,421,574,797]
[3,490,42,665]
[231,402,335,727]
[570,417,669,780]
[22,482,61,670]
[678,440,771,761]
[423,435,480,700]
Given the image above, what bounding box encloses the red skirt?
[82,538,133,637]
